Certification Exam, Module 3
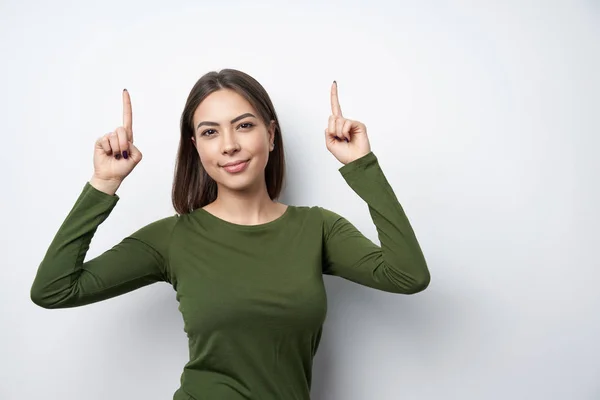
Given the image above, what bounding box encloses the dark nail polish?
[123,88,127,92]
[122,150,128,159]
[115,153,122,160]
[333,80,337,84]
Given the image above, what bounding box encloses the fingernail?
[333,80,337,85]
[123,88,127,92]
[115,153,122,160]
[122,150,128,159]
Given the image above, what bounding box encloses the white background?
[1,0,599,399]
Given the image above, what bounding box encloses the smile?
[221,160,250,174]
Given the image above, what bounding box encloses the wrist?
[89,176,122,196]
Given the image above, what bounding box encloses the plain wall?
[1,0,599,399]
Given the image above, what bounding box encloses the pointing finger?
[330,81,342,117]
[122,89,133,143]
[328,115,337,139]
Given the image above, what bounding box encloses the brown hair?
[172,69,286,214]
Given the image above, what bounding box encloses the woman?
[30,69,430,400]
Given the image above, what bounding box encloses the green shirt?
[30,152,430,400]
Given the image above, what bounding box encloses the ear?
[191,135,201,156]
[268,120,276,149]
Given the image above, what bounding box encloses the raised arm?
[30,89,177,308]
[321,81,430,294]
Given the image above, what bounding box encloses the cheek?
[195,140,215,158]
[194,146,219,173]
[244,133,270,154]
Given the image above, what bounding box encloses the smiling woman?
[30,68,430,400]
[173,70,286,217]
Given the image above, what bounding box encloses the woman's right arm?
[30,89,177,309]
[30,181,178,309]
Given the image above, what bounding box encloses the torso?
[169,205,328,400]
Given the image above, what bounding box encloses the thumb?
[127,141,143,163]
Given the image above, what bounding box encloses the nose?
[221,130,240,155]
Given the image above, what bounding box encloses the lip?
[221,159,250,173]
[221,160,248,167]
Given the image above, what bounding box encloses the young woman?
[30,69,430,400]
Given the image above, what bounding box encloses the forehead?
[193,89,256,122]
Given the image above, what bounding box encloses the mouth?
[221,159,250,174]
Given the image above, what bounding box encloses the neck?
[208,182,281,225]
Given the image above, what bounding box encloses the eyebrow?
[196,113,257,131]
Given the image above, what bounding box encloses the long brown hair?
[172,69,286,215]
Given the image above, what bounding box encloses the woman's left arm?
[321,81,430,294]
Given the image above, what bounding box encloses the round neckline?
[193,204,293,231]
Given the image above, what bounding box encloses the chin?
[218,178,263,194]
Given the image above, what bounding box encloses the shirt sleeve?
[319,152,430,294]
[30,182,178,309]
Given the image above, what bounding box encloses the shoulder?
[289,205,345,229]
[129,214,180,244]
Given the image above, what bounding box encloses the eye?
[201,129,216,137]
[238,122,254,130]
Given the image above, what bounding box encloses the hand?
[325,81,371,165]
[90,89,142,193]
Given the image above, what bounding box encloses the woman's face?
[192,89,275,195]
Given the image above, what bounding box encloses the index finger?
[330,81,342,117]
[122,88,133,142]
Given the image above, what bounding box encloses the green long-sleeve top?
[30,151,430,400]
